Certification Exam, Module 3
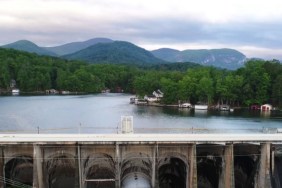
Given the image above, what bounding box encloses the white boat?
[12,89,20,94]
[219,105,230,111]
[179,103,192,108]
[194,104,208,110]
[61,90,70,95]
[135,99,147,105]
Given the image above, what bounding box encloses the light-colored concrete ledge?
[0,134,281,143]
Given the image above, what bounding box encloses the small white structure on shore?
[144,95,158,102]
[121,116,134,134]
[144,89,164,103]
[152,89,164,98]
[261,104,273,111]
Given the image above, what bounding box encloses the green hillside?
[44,38,113,56]
[63,41,165,65]
[1,40,57,56]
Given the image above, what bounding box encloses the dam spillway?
[0,133,281,188]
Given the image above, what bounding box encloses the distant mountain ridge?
[63,41,165,65]
[1,38,247,69]
[151,48,247,69]
[44,38,114,56]
[1,40,57,56]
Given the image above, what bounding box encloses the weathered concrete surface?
[33,145,44,188]
[220,144,234,188]
[256,143,271,188]
[188,144,197,188]
[0,134,279,188]
[80,144,116,188]
[0,147,4,188]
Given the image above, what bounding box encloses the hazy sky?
[1,0,282,59]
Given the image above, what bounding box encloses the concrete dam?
[0,134,282,188]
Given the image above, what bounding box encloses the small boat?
[179,103,192,108]
[130,97,136,104]
[219,105,230,111]
[12,89,20,94]
[194,104,208,110]
[135,99,147,105]
[61,90,70,95]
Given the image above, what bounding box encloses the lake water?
[0,93,281,134]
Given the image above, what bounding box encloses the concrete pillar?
[188,144,197,188]
[271,149,275,175]
[77,145,82,188]
[0,147,4,188]
[256,143,272,188]
[152,144,158,188]
[115,143,121,188]
[75,144,80,188]
[33,145,44,188]
[219,144,234,188]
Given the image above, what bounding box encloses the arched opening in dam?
[84,153,115,188]
[197,145,223,188]
[197,154,222,188]
[121,152,152,188]
[46,155,77,188]
[4,156,33,187]
[272,155,282,188]
[234,144,260,188]
[158,157,187,188]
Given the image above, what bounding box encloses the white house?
[152,89,164,98]
[261,104,273,111]
[144,95,158,102]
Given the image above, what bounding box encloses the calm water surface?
[0,93,281,134]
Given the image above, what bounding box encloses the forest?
[0,48,281,107]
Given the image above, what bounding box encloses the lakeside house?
[153,90,164,98]
[261,104,273,111]
[144,89,164,102]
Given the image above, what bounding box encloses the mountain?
[44,38,113,56]
[1,40,57,56]
[63,41,165,65]
[151,48,180,62]
[151,48,246,70]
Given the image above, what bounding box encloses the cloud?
[1,0,282,59]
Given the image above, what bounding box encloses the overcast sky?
[1,0,282,59]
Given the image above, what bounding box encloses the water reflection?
[0,94,281,134]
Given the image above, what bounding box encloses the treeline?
[0,48,139,93]
[133,60,282,107]
[0,48,281,107]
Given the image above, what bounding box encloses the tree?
[240,60,270,105]
[0,61,11,89]
[272,75,282,107]
[160,78,179,104]
[197,76,214,104]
